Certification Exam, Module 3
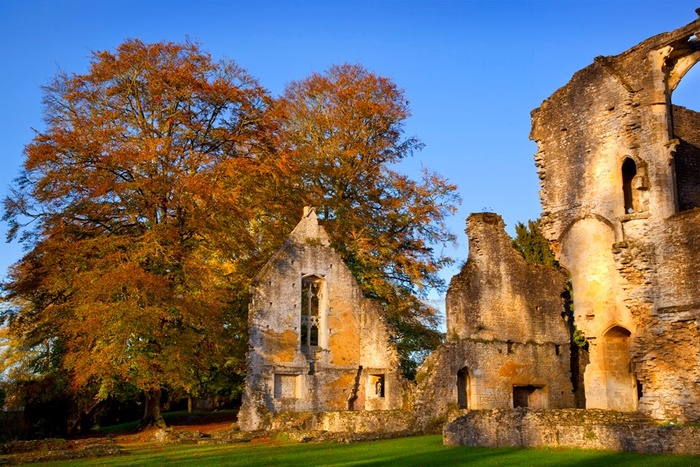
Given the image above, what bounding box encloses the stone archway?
[602,325,637,411]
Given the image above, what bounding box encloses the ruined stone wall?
[655,209,700,310]
[531,17,700,421]
[633,208,700,421]
[444,409,700,455]
[531,22,700,239]
[413,339,573,428]
[238,209,404,431]
[413,213,574,427]
[266,409,417,435]
[446,213,570,345]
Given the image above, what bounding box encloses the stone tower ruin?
[531,16,700,422]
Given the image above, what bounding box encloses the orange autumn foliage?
[271,65,459,374]
[2,40,269,424]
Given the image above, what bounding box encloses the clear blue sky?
[1,0,699,291]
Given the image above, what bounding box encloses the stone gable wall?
[238,209,405,431]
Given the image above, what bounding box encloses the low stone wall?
[266,409,419,435]
[444,409,700,454]
[0,437,123,464]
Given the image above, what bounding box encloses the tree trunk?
[70,399,107,435]
[187,395,193,414]
[138,388,167,430]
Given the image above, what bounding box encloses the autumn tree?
[1,39,270,428]
[270,64,459,375]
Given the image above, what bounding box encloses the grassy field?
[39,434,700,466]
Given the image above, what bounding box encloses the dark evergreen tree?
[511,219,558,267]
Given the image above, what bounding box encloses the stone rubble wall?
[412,339,574,429]
[262,409,420,435]
[444,409,700,455]
[446,213,570,345]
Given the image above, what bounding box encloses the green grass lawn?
[39,434,700,466]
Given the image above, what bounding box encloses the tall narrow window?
[622,158,637,213]
[301,275,322,351]
[457,367,470,409]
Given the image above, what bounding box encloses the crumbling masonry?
[412,213,573,427]
[238,207,406,431]
[531,16,700,422]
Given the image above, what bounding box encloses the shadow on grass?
[89,410,236,436]
[42,434,700,466]
[227,437,700,467]
[161,410,237,427]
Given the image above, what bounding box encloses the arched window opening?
[457,367,470,409]
[301,275,322,352]
[669,53,700,110]
[622,158,637,214]
[669,60,700,211]
[602,326,636,411]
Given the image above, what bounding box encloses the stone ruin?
[238,207,406,431]
[531,13,700,422]
[238,14,700,453]
[412,213,574,428]
[239,207,573,433]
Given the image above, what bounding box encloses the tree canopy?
[271,64,458,373]
[2,39,270,427]
[1,41,459,430]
